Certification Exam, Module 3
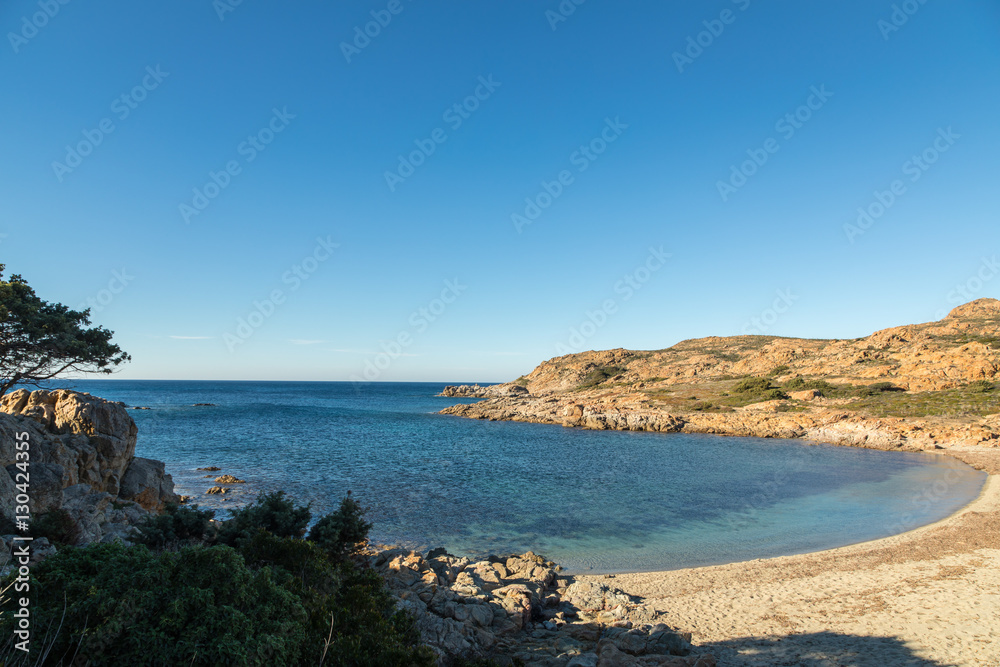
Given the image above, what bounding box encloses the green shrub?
[308,493,372,561]
[1,506,436,666]
[133,502,216,549]
[760,388,790,400]
[0,543,310,666]
[731,377,773,394]
[769,364,790,377]
[575,365,627,391]
[855,381,903,397]
[784,376,805,390]
[218,491,312,546]
[27,509,80,547]
[967,379,995,393]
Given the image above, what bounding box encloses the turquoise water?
[67,380,986,573]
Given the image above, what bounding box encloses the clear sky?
[2,1,999,382]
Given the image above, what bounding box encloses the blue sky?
[2,1,999,382]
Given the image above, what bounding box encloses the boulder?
[1,389,137,495]
[120,457,180,511]
[3,462,64,513]
[787,389,820,401]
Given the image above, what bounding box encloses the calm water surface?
[68,380,986,573]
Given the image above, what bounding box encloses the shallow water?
[68,380,986,573]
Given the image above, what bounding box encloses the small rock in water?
[206,486,227,495]
[192,403,216,407]
[214,474,246,484]
[196,466,222,471]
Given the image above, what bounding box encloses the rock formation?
[440,383,529,398]
[369,547,715,666]
[0,389,178,545]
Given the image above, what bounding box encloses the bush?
[731,377,774,394]
[855,382,903,397]
[576,365,627,391]
[967,379,995,393]
[784,376,806,390]
[133,502,216,549]
[1,497,437,666]
[218,491,312,546]
[27,509,80,547]
[0,543,311,666]
[769,364,790,377]
[308,493,372,561]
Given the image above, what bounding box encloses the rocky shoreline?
[440,383,529,399]
[371,547,715,665]
[441,301,1000,474]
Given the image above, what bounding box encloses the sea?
[64,380,987,574]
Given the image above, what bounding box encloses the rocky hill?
[0,389,178,546]
[443,299,1000,469]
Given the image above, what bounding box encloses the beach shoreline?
[569,466,999,665]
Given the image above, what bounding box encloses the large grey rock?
[4,462,64,513]
[61,483,114,545]
[1,389,137,495]
[0,468,17,524]
[120,457,179,511]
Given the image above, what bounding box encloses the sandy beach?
[576,450,1000,666]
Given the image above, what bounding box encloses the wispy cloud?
[471,351,530,356]
[289,339,326,345]
[321,347,420,357]
[169,335,213,340]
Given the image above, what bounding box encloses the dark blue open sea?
[67,380,986,573]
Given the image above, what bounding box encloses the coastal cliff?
[0,388,178,545]
[443,299,1000,467]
